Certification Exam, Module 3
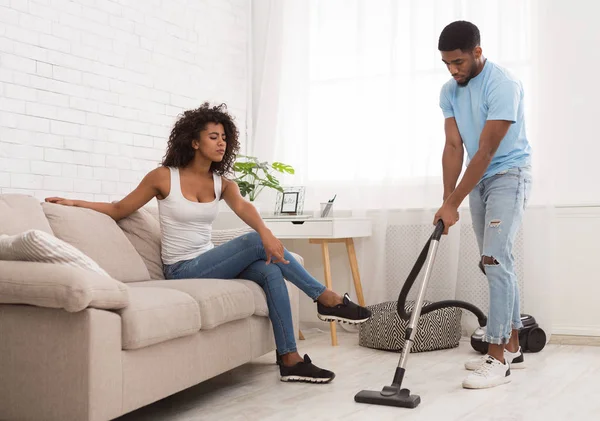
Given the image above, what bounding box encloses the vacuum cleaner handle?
[354,218,487,408]
[432,219,444,241]
[396,219,488,328]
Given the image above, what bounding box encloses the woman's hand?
[45,197,76,206]
[260,230,289,265]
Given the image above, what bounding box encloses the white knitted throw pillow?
[0,229,109,276]
[211,227,254,247]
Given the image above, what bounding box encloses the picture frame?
[274,186,306,215]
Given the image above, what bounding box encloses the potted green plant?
[232,155,295,202]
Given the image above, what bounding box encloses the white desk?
[263,217,372,346]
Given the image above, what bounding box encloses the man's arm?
[435,79,520,233]
[445,120,511,208]
[442,117,464,201]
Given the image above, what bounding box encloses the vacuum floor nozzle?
[354,385,421,409]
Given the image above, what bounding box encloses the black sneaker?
[317,293,372,324]
[279,354,335,384]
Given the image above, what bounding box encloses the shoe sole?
[317,314,370,324]
[462,376,511,389]
[280,375,335,384]
[465,361,526,371]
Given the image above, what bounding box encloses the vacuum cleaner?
[354,220,488,409]
[471,313,546,354]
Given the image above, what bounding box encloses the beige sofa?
[0,194,300,421]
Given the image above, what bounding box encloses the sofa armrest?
[0,305,123,421]
[0,261,129,312]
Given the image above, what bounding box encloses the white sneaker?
[504,346,526,369]
[462,355,511,389]
[465,346,525,371]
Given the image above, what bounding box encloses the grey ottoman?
[359,300,462,353]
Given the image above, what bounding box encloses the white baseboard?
[551,325,600,337]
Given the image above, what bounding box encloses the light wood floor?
[117,329,600,421]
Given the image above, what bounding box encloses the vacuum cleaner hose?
[396,220,488,328]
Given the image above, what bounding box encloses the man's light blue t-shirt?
[439,59,531,181]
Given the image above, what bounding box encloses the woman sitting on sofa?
[45,102,371,384]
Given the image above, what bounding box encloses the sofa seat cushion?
[233,280,268,317]
[131,279,255,330]
[42,202,150,283]
[118,286,201,350]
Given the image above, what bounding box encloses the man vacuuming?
[434,20,532,389]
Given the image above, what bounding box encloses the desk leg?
[320,240,337,346]
[345,238,365,307]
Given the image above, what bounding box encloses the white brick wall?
[0,0,249,202]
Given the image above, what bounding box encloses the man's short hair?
[438,21,480,52]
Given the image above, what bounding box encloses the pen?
[321,194,336,217]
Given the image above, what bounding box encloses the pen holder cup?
[320,202,334,218]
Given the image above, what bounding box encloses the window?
[306,0,533,184]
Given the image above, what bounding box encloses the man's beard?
[457,62,479,87]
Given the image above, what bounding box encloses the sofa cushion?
[211,227,254,246]
[144,205,159,220]
[0,194,54,236]
[117,207,164,280]
[0,260,129,312]
[0,229,109,276]
[132,279,254,330]
[42,202,150,283]
[233,279,268,317]
[118,286,201,350]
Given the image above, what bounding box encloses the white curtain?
[251,0,557,337]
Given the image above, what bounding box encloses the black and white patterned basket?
[359,300,462,353]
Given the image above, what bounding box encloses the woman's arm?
[221,178,270,235]
[45,167,166,221]
[221,178,288,264]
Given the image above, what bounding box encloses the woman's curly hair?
[161,102,240,175]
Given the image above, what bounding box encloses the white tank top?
[158,167,222,265]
